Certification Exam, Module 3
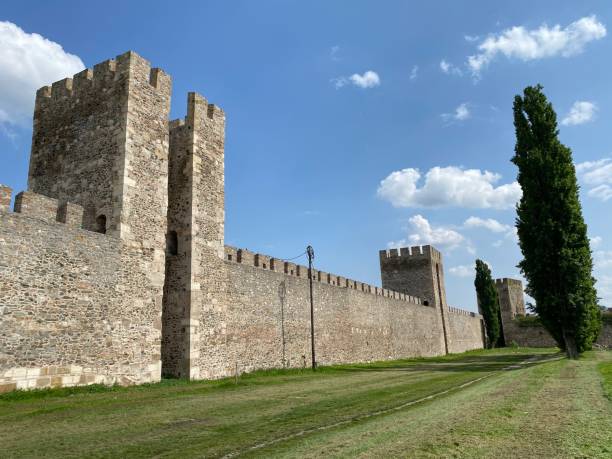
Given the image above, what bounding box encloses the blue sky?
[2,1,612,312]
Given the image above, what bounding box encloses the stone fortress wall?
[496,278,612,348]
[0,51,484,393]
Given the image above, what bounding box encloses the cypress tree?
[512,85,601,358]
[474,259,501,348]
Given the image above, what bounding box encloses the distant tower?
[495,278,526,342]
[379,245,450,354]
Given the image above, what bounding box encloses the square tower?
[28,51,172,243]
[162,93,226,379]
[379,245,450,354]
[495,278,526,321]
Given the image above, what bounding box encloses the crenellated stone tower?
[162,93,226,379]
[28,51,172,242]
[379,246,451,354]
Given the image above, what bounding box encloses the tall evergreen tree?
[512,85,601,358]
[474,259,501,348]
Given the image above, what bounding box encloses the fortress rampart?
[0,51,484,393]
[495,278,611,348]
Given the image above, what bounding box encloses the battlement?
[9,191,85,230]
[448,306,481,318]
[35,51,171,109]
[379,245,442,263]
[169,92,225,136]
[495,278,523,287]
[224,245,424,305]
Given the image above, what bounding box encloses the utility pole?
[307,245,316,370]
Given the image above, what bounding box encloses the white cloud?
[591,236,602,248]
[332,70,380,89]
[0,21,84,130]
[440,59,463,76]
[442,103,470,122]
[594,250,612,270]
[467,15,606,76]
[576,158,612,201]
[410,65,418,80]
[464,216,511,233]
[388,214,465,251]
[588,185,612,201]
[350,70,380,88]
[449,264,475,278]
[561,101,597,126]
[377,166,521,209]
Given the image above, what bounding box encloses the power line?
[281,251,307,262]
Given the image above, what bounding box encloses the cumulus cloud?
[576,158,612,201]
[561,101,597,126]
[333,70,380,89]
[591,236,602,249]
[449,264,475,278]
[442,103,470,122]
[467,15,606,76]
[440,59,463,76]
[377,166,522,209]
[0,21,84,130]
[388,214,465,251]
[463,216,511,233]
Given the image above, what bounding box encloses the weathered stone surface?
[496,278,612,348]
[0,51,486,392]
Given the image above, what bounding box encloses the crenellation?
[169,118,185,130]
[57,201,84,228]
[92,58,116,84]
[51,78,73,99]
[14,191,59,223]
[224,246,237,262]
[72,68,93,94]
[284,261,297,276]
[254,253,271,269]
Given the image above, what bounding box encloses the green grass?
[1,348,610,458]
[599,360,612,400]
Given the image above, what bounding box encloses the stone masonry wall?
[193,246,484,378]
[0,200,161,393]
[447,308,486,354]
[496,277,612,348]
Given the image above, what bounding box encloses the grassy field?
[1,348,611,458]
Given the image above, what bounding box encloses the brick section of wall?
[0,211,162,393]
[217,261,448,376]
[189,248,485,378]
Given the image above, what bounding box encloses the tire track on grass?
[221,354,563,458]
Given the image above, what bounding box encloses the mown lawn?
[1,348,610,458]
